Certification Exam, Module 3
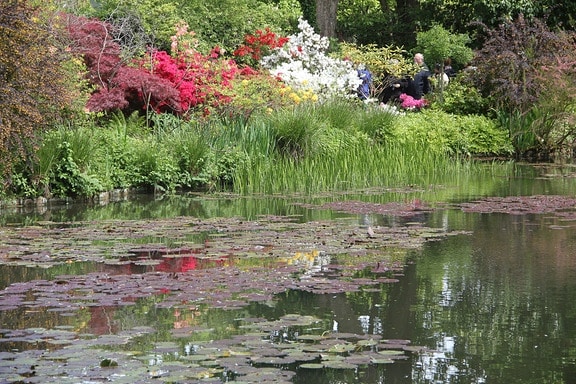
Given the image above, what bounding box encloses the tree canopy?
[0,0,82,182]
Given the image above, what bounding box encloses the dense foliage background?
[1,0,576,199]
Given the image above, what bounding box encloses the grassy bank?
[8,100,513,199]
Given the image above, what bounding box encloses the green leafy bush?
[430,74,491,116]
[393,110,513,157]
[34,125,104,198]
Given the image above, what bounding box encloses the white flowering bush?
[260,18,362,101]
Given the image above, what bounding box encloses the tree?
[86,0,301,54]
[0,0,79,187]
[395,0,420,47]
[316,0,339,38]
[416,25,473,71]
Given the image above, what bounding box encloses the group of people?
[356,53,457,103]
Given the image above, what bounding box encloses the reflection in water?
[409,211,576,383]
[1,209,575,382]
[0,255,231,290]
[2,165,576,382]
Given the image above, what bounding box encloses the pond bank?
[0,188,135,215]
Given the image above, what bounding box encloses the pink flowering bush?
[69,16,293,118]
[399,93,427,110]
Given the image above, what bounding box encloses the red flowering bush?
[68,16,291,118]
[233,27,289,67]
[147,23,248,116]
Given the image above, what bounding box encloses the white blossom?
[261,18,361,101]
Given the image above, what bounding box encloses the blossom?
[260,17,361,101]
[399,93,427,110]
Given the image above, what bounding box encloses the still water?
[1,163,576,383]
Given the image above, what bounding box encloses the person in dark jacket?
[409,53,431,100]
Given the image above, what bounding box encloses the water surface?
[1,163,576,383]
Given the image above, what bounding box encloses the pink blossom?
[399,93,427,110]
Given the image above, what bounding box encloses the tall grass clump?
[233,138,458,195]
[232,103,456,195]
[259,100,398,159]
[26,123,103,198]
[264,104,331,159]
[231,103,511,195]
[355,104,398,143]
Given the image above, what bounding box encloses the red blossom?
[69,14,264,117]
[234,28,288,62]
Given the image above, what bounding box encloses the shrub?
[472,15,575,114]
[393,110,513,157]
[472,15,576,159]
[260,18,361,101]
[130,140,179,192]
[429,74,491,116]
[36,128,105,198]
[0,2,82,189]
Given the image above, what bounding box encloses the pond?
[0,163,576,383]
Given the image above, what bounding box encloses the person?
[410,53,431,100]
[443,58,455,78]
[434,63,450,88]
[356,64,373,100]
[462,62,477,73]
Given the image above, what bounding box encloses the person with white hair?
[410,53,431,100]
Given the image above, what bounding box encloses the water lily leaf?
[371,358,394,364]
[323,360,357,369]
[251,356,297,365]
[327,343,356,353]
[296,334,325,342]
[357,338,378,347]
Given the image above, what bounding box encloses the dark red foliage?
[86,87,129,112]
[67,15,181,115]
[66,14,122,87]
[112,66,181,114]
[471,15,576,113]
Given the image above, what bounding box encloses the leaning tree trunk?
[316,0,339,38]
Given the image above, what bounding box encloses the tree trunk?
[378,0,389,13]
[316,0,339,38]
[395,0,419,47]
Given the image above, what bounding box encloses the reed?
[233,137,464,195]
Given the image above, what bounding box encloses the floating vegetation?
[0,313,429,383]
[0,202,463,382]
[458,195,576,216]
